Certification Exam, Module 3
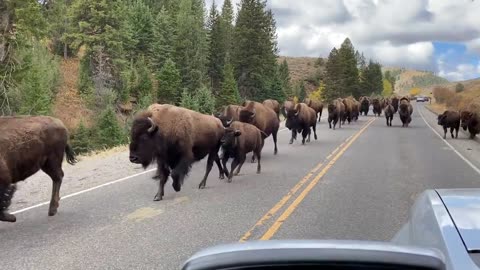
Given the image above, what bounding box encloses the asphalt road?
[1,103,480,270]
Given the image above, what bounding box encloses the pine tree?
[152,6,176,70]
[207,1,224,95]
[96,107,126,148]
[279,59,293,98]
[174,0,208,92]
[72,121,92,154]
[323,47,342,102]
[217,60,240,108]
[220,0,234,54]
[338,38,360,98]
[360,60,383,96]
[157,58,181,104]
[134,56,153,98]
[127,0,155,60]
[233,0,278,100]
[384,70,396,93]
[298,82,307,101]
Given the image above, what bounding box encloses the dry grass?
[278,56,318,83]
[430,78,480,115]
[426,103,446,115]
[52,58,93,131]
[77,145,128,161]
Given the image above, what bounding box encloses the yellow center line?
[239,118,375,242]
[259,118,375,240]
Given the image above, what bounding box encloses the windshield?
[1,0,480,269]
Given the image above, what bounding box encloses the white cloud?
[207,0,480,80]
[438,62,480,81]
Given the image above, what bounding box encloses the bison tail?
[65,144,78,165]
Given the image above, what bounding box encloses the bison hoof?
[219,174,225,180]
[227,178,233,183]
[0,213,16,223]
[256,170,261,174]
[48,209,57,216]
[153,194,163,201]
[198,183,206,189]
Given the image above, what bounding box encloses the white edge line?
[418,105,480,176]
[11,168,156,215]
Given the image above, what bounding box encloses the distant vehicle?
[183,189,480,270]
[417,96,427,102]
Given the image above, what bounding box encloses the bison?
[384,104,394,127]
[460,111,480,139]
[391,96,399,113]
[220,121,266,182]
[262,99,280,119]
[328,99,345,130]
[0,116,77,222]
[342,98,355,124]
[352,99,360,122]
[398,98,413,127]
[303,98,324,122]
[372,98,382,117]
[285,103,317,145]
[239,101,279,157]
[222,105,242,122]
[438,110,460,139]
[360,97,370,116]
[129,104,225,201]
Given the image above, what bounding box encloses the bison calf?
[438,111,460,139]
[220,122,265,182]
[0,116,76,222]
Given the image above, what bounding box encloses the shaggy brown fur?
[304,98,324,122]
[342,98,355,124]
[262,99,280,119]
[328,99,345,130]
[223,105,243,122]
[220,121,265,182]
[399,99,413,127]
[460,111,480,139]
[0,116,76,222]
[239,101,280,156]
[372,98,382,117]
[391,96,400,113]
[285,103,317,145]
[384,104,394,127]
[438,110,460,139]
[129,104,225,201]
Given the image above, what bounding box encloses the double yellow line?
[239,118,376,242]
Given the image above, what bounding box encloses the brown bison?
[352,99,360,122]
[328,99,345,130]
[372,98,382,116]
[384,104,394,127]
[303,98,324,122]
[220,121,266,182]
[262,99,280,119]
[285,103,317,145]
[281,99,295,118]
[239,101,279,157]
[0,116,77,222]
[129,104,225,201]
[438,110,460,139]
[360,97,370,116]
[342,98,355,124]
[391,96,399,113]
[399,98,413,127]
[460,111,480,139]
[222,105,242,122]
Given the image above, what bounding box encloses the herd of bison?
[1,97,479,223]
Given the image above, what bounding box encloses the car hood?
[437,189,480,252]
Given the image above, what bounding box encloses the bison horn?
[251,108,256,118]
[226,118,233,126]
[147,117,157,133]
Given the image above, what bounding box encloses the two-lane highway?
[1,104,480,270]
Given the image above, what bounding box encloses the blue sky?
[207,0,480,81]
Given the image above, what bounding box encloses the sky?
[206,0,480,81]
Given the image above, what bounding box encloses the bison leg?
[455,126,459,139]
[450,128,455,139]
[215,155,225,180]
[234,155,246,176]
[221,155,229,178]
[312,124,318,140]
[328,119,332,129]
[41,157,64,217]
[228,158,240,183]
[153,163,169,201]
[272,129,278,155]
[289,130,295,144]
[443,127,447,139]
[0,184,16,223]
[199,152,217,189]
[255,151,262,174]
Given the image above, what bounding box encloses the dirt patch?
[52,58,93,131]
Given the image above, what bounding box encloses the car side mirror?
[182,240,445,270]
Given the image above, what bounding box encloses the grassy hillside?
[278,56,319,83]
[382,67,449,95]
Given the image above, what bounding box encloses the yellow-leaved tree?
[382,79,393,97]
[308,81,324,101]
[409,88,422,96]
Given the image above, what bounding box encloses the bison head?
[239,108,256,123]
[215,115,234,128]
[460,111,474,130]
[327,103,336,113]
[221,128,241,149]
[285,105,300,130]
[129,117,159,168]
[437,113,447,126]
